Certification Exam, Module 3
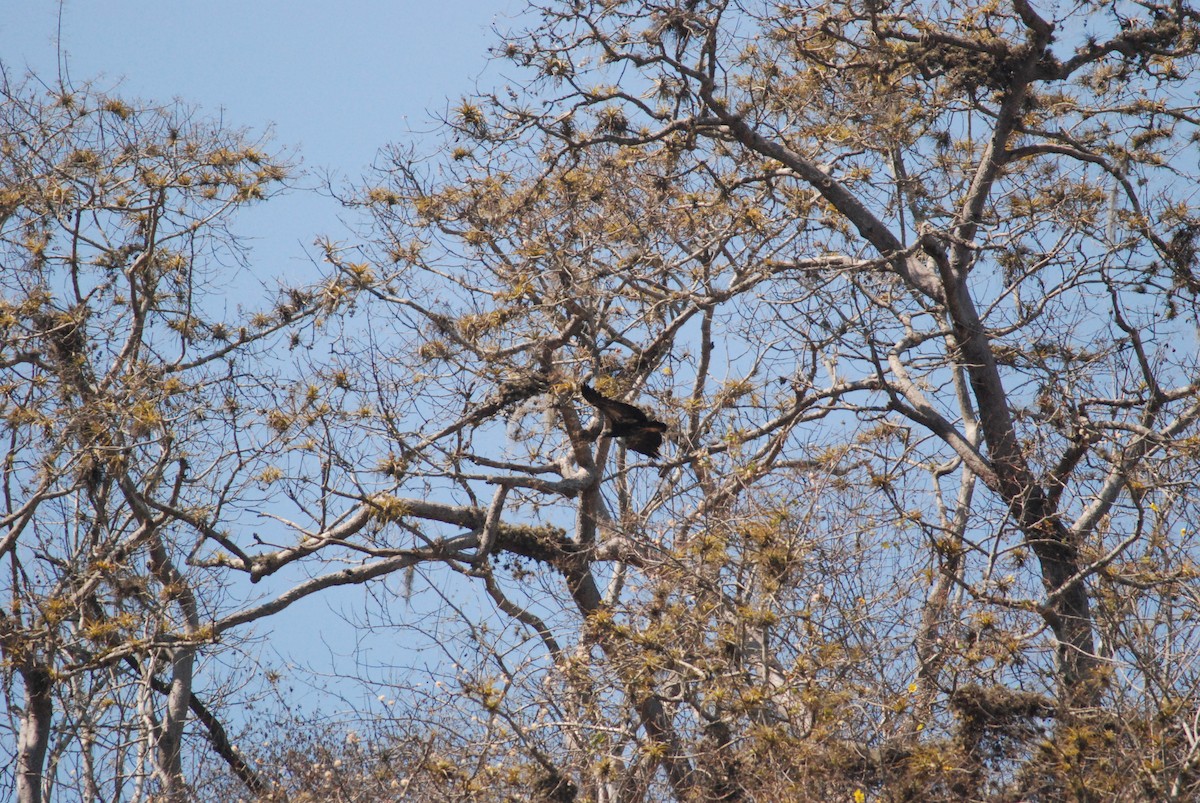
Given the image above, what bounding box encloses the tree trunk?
[16,664,53,803]
[948,286,1099,701]
[152,646,195,802]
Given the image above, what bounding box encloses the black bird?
[580,383,668,458]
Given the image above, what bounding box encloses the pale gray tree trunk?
[146,526,201,801]
[152,647,196,802]
[16,665,52,803]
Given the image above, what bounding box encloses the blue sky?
[1,1,529,718]
[2,2,520,172]
[1,1,526,277]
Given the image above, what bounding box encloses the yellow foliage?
[366,187,400,205]
[101,98,133,119]
[266,410,293,433]
[257,466,285,484]
[371,494,410,523]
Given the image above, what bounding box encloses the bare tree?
[8,0,1200,800]
[281,0,1200,799]
[0,75,321,802]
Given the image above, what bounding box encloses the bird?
[580,383,668,458]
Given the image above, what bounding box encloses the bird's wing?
[622,428,664,458]
[581,383,668,457]
[580,383,649,426]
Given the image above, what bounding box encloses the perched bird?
[580,383,668,458]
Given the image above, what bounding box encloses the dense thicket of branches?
[5,1,1200,801]
[0,78,333,802]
